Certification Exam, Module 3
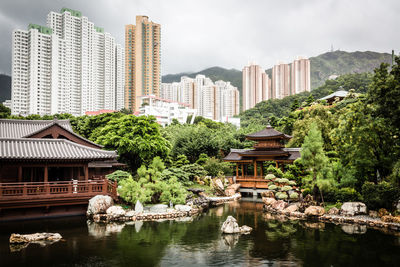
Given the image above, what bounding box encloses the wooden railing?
[229,176,270,189]
[0,179,118,201]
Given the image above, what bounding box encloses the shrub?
[276,192,288,200]
[289,192,299,199]
[203,157,232,177]
[268,184,278,191]
[281,185,292,191]
[118,177,153,204]
[322,187,338,202]
[280,178,290,184]
[106,170,132,182]
[362,181,400,210]
[302,187,312,197]
[289,181,296,186]
[335,187,361,202]
[266,165,284,178]
[265,174,276,180]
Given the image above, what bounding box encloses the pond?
[1,201,399,266]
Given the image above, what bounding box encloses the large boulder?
[262,197,277,206]
[226,183,241,192]
[271,200,288,211]
[340,202,367,216]
[221,216,252,234]
[87,195,113,216]
[150,204,168,213]
[305,206,325,216]
[328,207,340,215]
[212,178,225,196]
[106,206,126,219]
[135,200,144,213]
[175,204,192,212]
[284,204,299,213]
[261,191,275,199]
[225,188,237,197]
[10,233,62,243]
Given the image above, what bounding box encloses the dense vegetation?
[1,56,399,211]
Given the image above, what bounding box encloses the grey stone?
[150,204,168,213]
[10,233,62,243]
[221,216,252,234]
[87,195,113,216]
[341,224,367,235]
[106,206,126,219]
[175,204,192,212]
[341,202,367,216]
[135,200,144,213]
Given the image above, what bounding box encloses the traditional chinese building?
[0,119,122,220]
[223,125,300,189]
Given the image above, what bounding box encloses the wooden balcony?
[234,176,270,189]
[0,179,118,210]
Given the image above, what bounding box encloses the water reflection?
[0,201,400,266]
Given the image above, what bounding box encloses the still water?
[1,201,400,266]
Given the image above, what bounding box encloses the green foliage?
[118,177,153,204]
[276,192,288,200]
[289,181,297,186]
[281,185,292,191]
[265,174,276,180]
[268,184,278,191]
[0,103,11,118]
[195,153,209,165]
[106,170,132,182]
[266,165,284,178]
[180,163,207,182]
[171,154,190,168]
[361,181,400,210]
[203,157,232,177]
[302,188,312,197]
[289,192,299,199]
[94,115,171,171]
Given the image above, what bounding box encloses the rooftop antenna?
[392,50,395,67]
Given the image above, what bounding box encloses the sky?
[0,0,399,75]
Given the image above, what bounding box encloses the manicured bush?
[281,185,292,191]
[289,192,299,199]
[266,165,284,178]
[289,181,297,186]
[106,170,132,182]
[265,174,276,180]
[362,181,400,210]
[335,187,361,202]
[268,184,278,191]
[276,192,288,200]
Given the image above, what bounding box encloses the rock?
[10,233,62,243]
[304,222,325,229]
[369,210,379,218]
[396,199,400,213]
[224,188,236,197]
[271,200,288,211]
[239,225,252,234]
[378,208,389,218]
[262,197,277,206]
[135,200,144,213]
[340,202,367,216]
[175,204,192,212]
[381,215,400,224]
[221,216,240,234]
[106,206,126,219]
[341,224,367,234]
[187,188,205,194]
[125,210,136,217]
[328,207,340,215]
[261,191,275,199]
[284,204,299,213]
[221,216,252,234]
[304,206,325,216]
[226,183,241,192]
[87,195,113,216]
[212,178,225,196]
[150,204,168,213]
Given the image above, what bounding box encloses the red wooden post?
[235,164,239,178]
[23,183,27,197]
[102,179,107,194]
[254,161,257,178]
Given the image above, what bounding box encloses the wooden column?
[84,165,89,181]
[241,164,244,178]
[275,161,279,168]
[236,164,239,178]
[18,166,22,183]
[44,165,48,183]
[254,161,257,177]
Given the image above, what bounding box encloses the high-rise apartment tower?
[125,16,161,112]
[242,64,270,111]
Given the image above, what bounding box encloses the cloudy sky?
[0,0,399,75]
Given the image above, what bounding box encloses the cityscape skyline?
[0,0,399,76]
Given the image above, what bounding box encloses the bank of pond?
[1,201,400,266]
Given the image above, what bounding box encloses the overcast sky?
[0,0,399,75]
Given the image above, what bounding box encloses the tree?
[367,56,400,130]
[301,122,334,203]
[0,103,11,118]
[94,115,171,171]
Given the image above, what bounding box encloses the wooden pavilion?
[0,119,122,220]
[223,125,300,189]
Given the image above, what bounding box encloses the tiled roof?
[0,119,73,138]
[0,138,117,160]
[320,90,348,101]
[246,125,292,140]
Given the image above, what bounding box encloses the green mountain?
[0,74,11,103]
[163,50,393,94]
